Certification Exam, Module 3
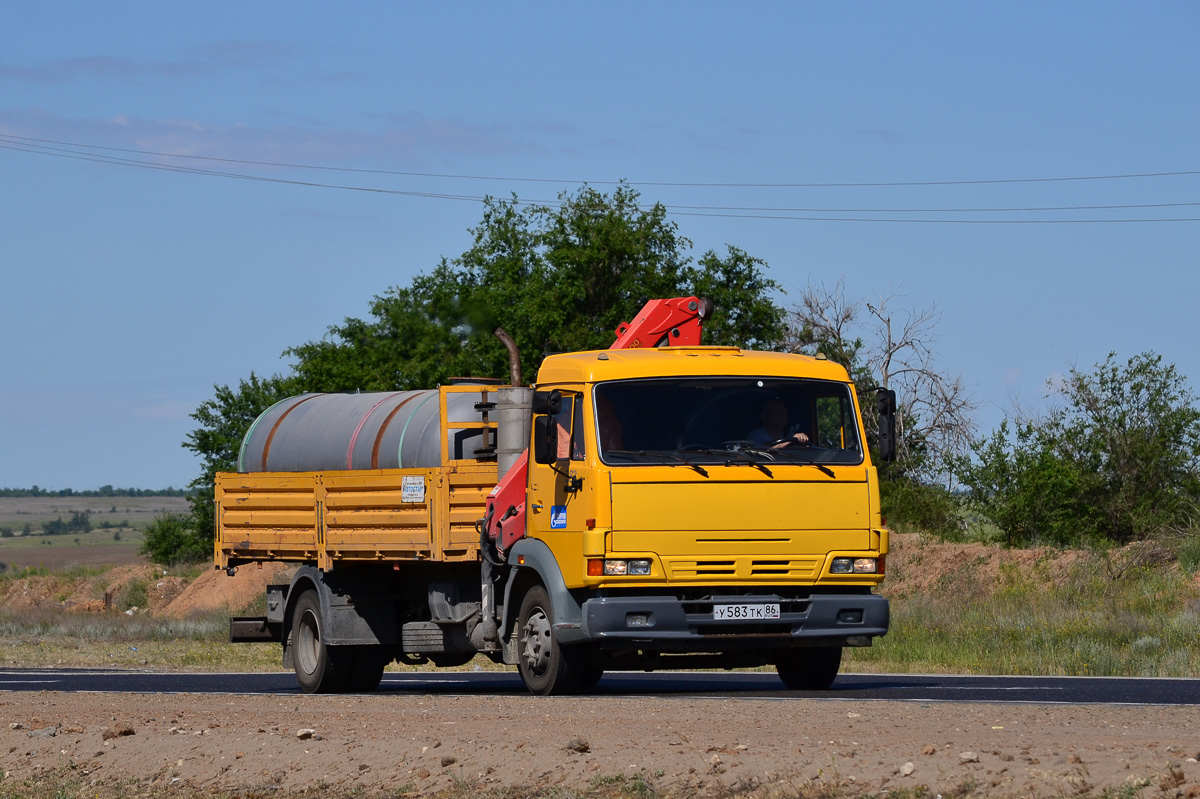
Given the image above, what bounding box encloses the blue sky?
[2,3,1198,490]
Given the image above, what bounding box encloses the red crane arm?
[611,296,713,350]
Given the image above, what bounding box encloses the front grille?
[666,557,820,580]
[670,560,736,577]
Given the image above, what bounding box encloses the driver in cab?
[747,398,810,449]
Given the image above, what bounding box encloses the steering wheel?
[769,436,810,449]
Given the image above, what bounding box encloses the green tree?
[182,371,300,554]
[289,186,785,391]
[957,352,1200,545]
[180,185,785,564]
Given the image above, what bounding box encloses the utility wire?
[666,201,1200,214]
[667,210,1200,224]
[4,134,1199,223]
[3,131,1200,189]
[0,140,488,203]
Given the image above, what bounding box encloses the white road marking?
[0,680,60,685]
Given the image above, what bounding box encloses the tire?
[291,590,349,694]
[571,646,605,690]
[775,646,842,690]
[516,585,579,696]
[344,646,389,693]
[574,659,605,690]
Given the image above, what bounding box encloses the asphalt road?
[1,668,1198,704]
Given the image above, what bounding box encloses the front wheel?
[775,646,842,690]
[516,585,579,695]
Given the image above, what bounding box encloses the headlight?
[831,557,877,574]
[598,559,653,576]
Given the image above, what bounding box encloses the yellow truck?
[217,298,893,695]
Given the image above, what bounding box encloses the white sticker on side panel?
[401,475,426,503]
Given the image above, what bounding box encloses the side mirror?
[532,414,558,465]
[875,388,897,463]
[532,390,562,415]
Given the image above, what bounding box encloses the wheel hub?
[520,608,552,676]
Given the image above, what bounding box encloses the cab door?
[527,388,599,586]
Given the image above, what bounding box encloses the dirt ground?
[2,690,1199,797]
[3,536,1200,796]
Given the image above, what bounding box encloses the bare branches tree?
[780,279,865,375]
[785,281,976,483]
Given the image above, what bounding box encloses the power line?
[0,140,489,203]
[3,134,1199,223]
[667,201,1200,214]
[667,210,1200,224]
[3,131,1200,189]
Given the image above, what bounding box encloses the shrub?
[0,526,13,538]
[956,352,1200,546]
[139,513,210,565]
[880,476,963,539]
[1174,530,1200,575]
[41,511,92,537]
[119,578,149,610]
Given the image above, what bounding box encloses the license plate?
[713,603,780,620]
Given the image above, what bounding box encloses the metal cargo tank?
[237,389,493,473]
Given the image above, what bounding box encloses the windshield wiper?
[684,447,773,478]
[606,450,710,477]
[731,444,836,478]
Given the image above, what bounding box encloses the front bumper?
[578,592,889,651]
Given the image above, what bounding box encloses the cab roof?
[533,346,854,385]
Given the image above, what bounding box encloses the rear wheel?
[291,590,349,693]
[775,646,842,690]
[344,646,389,692]
[516,586,579,695]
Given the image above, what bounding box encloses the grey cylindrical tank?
[238,390,492,473]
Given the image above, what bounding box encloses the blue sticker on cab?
[550,505,567,529]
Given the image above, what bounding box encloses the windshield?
[594,377,864,467]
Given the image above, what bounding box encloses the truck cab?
[505,346,889,693]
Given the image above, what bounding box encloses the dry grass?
[0,769,1134,799]
[0,497,194,571]
[0,495,189,528]
[0,604,282,671]
[845,533,1200,677]
[3,530,1199,679]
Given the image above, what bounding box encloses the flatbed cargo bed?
[215,464,498,570]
